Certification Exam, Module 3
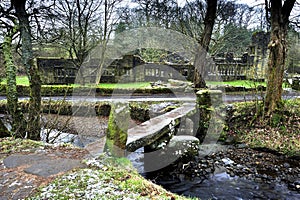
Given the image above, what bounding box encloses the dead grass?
[226,99,300,156]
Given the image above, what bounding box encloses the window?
[125,69,130,76]
[183,69,188,77]
[145,68,151,76]
[156,69,159,77]
[152,69,155,76]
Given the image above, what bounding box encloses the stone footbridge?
[126,103,197,152]
[87,90,223,171]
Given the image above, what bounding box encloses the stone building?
[37,58,77,84]
[247,31,270,80]
[37,55,193,84]
[37,32,270,84]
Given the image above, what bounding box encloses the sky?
[177,0,264,7]
[236,0,264,6]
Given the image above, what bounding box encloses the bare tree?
[264,0,296,115]
[193,0,217,88]
[42,0,103,67]
[0,3,26,137]
[10,0,42,140]
[210,2,256,55]
[40,0,121,84]
[0,0,64,139]
[172,0,205,42]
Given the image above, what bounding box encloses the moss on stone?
[106,103,130,157]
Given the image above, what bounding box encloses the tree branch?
[282,0,296,23]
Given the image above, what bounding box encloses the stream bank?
[144,144,300,199]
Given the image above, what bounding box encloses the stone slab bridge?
[125,90,223,156]
[86,90,223,171]
[126,103,198,152]
[125,102,201,172]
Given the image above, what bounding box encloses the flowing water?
[159,172,300,200]
[127,147,300,200]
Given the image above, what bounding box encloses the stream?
[128,145,300,200]
[164,172,299,200]
[37,112,300,199]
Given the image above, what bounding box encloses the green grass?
[1,76,29,85]
[226,99,300,156]
[1,76,151,89]
[207,80,266,88]
[29,153,194,200]
[2,76,291,89]
[0,137,44,154]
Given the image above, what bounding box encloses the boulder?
[143,135,199,172]
[167,135,200,157]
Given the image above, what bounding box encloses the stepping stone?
[24,158,83,177]
[3,154,84,177]
[3,154,48,168]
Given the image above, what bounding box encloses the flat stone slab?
[3,153,84,177]
[24,158,83,177]
[126,103,196,152]
[3,154,48,168]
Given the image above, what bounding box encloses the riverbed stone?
[178,118,194,136]
[167,135,200,157]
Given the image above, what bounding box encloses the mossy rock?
[106,103,130,157]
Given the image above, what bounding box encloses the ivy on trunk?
[3,24,26,137]
[12,0,42,140]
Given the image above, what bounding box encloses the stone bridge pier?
[105,90,224,172]
[195,89,224,143]
[142,89,224,172]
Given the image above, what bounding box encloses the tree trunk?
[264,0,295,115]
[12,0,42,140]
[193,0,217,88]
[264,26,286,114]
[3,25,26,137]
[193,49,208,88]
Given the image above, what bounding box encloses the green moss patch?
[0,137,44,154]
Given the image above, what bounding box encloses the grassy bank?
[225,99,300,156]
[0,138,193,200]
[31,154,194,200]
[0,76,270,96]
[0,76,151,88]
[2,76,293,90]
[207,80,266,88]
